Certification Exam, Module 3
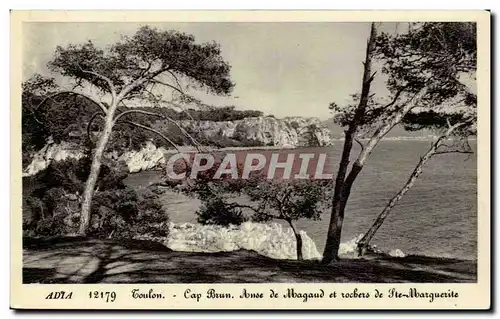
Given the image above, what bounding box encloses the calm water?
[125,140,477,260]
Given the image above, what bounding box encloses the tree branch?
[165,99,198,121]
[430,120,473,155]
[433,150,474,155]
[78,64,117,101]
[225,202,263,215]
[71,78,84,91]
[152,78,185,96]
[115,67,184,107]
[381,86,407,110]
[342,85,430,190]
[446,117,452,128]
[113,108,203,151]
[111,69,206,151]
[35,91,108,114]
[150,72,202,121]
[122,93,144,101]
[86,111,105,141]
[127,71,200,124]
[117,75,150,101]
[139,61,152,77]
[113,109,161,122]
[354,137,365,152]
[165,70,184,93]
[115,120,180,151]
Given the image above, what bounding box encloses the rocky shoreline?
[23,115,335,176]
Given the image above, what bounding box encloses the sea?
[124,139,477,260]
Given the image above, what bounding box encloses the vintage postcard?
[11,10,490,310]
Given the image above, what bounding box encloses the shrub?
[196,197,248,226]
[29,213,69,237]
[88,187,169,239]
[23,156,169,240]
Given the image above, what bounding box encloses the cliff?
[176,116,334,148]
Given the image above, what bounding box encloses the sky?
[23,22,400,119]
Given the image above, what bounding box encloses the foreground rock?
[158,222,322,260]
[23,237,477,283]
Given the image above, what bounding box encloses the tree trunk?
[356,149,436,255]
[322,197,347,263]
[79,103,119,235]
[322,23,377,264]
[287,220,303,260]
[357,124,462,255]
[322,163,363,263]
[322,85,430,264]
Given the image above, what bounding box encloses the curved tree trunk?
[356,124,464,255]
[79,103,118,235]
[356,148,436,255]
[287,220,303,260]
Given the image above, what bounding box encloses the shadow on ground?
[23,236,477,284]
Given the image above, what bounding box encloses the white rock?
[179,116,334,148]
[24,140,167,176]
[389,249,406,258]
[164,221,322,260]
[23,142,84,176]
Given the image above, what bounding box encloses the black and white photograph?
[11,10,490,310]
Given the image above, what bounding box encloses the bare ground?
[23,237,476,284]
